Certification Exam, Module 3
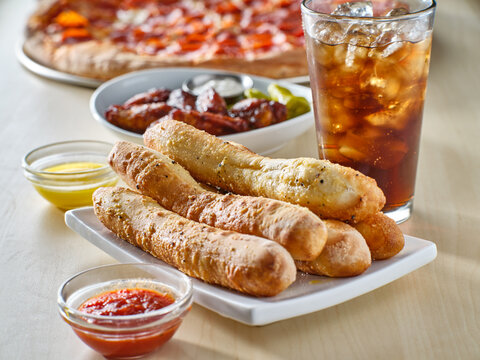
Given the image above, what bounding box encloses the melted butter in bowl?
[23,141,118,210]
[44,162,105,172]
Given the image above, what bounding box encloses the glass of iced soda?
[301,0,436,223]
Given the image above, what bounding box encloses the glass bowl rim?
[57,263,194,324]
[301,0,436,21]
[22,140,114,176]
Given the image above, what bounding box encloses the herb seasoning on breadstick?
[144,119,385,223]
[108,141,327,261]
[93,187,296,297]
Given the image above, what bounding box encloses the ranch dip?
[193,77,244,97]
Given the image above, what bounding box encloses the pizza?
[24,0,308,80]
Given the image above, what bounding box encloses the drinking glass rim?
[301,0,436,21]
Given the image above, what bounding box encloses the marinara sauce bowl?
[58,263,193,359]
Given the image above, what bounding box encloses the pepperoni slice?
[215,2,241,15]
[244,32,273,50]
[177,34,208,52]
[144,38,166,51]
[214,31,242,56]
[61,28,92,43]
[39,0,305,56]
[55,10,89,28]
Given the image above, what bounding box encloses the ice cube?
[343,94,382,111]
[338,131,372,163]
[374,8,429,45]
[320,97,356,134]
[332,1,373,17]
[327,75,357,98]
[380,17,430,44]
[345,44,357,67]
[382,41,405,57]
[364,101,411,130]
[371,60,408,86]
[357,124,385,139]
[345,23,380,47]
[386,7,409,16]
[338,145,368,162]
[321,148,350,164]
[312,39,335,67]
[403,19,430,43]
[333,43,348,64]
[309,20,347,45]
[343,43,368,69]
[372,29,398,47]
[338,130,408,169]
[400,38,432,80]
[360,70,401,101]
[372,138,408,169]
[322,108,356,134]
[382,78,402,100]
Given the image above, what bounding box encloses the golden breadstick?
[144,119,385,222]
[93,187,296,297]
[295,220,371,277]
[108,141,327,261]
[352,212,405,260]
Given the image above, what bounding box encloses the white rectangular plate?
[65,207,437,326]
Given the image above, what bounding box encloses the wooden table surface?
[1,0,479,359]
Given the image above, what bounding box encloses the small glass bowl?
[58,263,193,360]
[22,140,118,210]
[182,73,253,104]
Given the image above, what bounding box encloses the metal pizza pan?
[16,40,102,88]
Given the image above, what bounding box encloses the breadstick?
[93,187,296,297]
[108,141,327,261]
[352,212,405,260]
[295,220,371,277]
[144,119,385,223]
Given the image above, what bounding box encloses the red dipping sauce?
[79,288,174,316]
[72,288,182,359]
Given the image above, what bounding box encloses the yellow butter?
[44,162,104,173]
[34,162,117,210]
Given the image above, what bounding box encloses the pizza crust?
[25,34,308,80]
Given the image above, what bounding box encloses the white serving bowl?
[90,68,314,155]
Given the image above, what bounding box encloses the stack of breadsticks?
[93,119,404,297]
